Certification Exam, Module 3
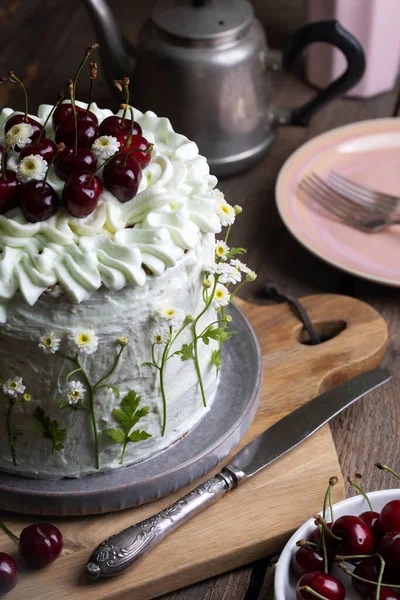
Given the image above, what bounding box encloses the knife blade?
[86,367,390,579]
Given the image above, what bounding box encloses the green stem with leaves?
[159,330,171,437]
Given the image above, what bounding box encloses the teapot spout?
[82,0,135,83]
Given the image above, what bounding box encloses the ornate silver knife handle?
[85,466,245,579]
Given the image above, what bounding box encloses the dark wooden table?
[1,1,399,598]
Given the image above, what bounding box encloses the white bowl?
[275,489,400,600]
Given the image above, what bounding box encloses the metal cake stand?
[0,304,262,516]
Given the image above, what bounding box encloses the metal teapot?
[83,0,365,176]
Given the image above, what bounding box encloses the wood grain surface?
[0,294,388,599]
[0,1,398,598]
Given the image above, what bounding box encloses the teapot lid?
[151,0,254,41]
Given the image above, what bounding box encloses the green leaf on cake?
[103,390,151,465]
[201,326,236,345]
[32,407,67,455]
[227,247,246,259]
[174,343,194,361]
[211,349,221,371]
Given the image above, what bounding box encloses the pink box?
[305,0,400,98]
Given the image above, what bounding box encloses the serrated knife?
[85,367,391,579]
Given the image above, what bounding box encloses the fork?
[298,173,400,233]
[328,171,400,211]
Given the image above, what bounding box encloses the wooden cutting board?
[0,294,388,600]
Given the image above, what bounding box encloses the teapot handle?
[280,20,365,127]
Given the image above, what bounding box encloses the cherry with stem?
[337,561,400,589]
[2,72,42,137]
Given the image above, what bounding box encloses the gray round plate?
[0,304,262,516]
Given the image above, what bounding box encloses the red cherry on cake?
[63,170,102,218]
[54,147,97,181]
[0,552,18,594]
[55,116,99,149]
[380,500,400,534]
[0,170,20,213]
[331,515,375,555]
[20,134,57,164]
[291,545,331,578]
[296,572,345,600]
[103,154,142,202]
[53,103,98,129]
[4,114,42,138]
[19,522,62,568]
[99,115,142,140]
[20,180,59,222]
[379,531,400,570]
[118,135,153,169]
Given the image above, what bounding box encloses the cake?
[0,55,255,480]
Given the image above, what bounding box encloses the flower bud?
[118,336,129,347]
[234,205,243,215]
[203,278,212,289]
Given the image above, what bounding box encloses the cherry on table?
[0,170,20,213]
[296,571,345,600]
[103,154,142,202]
[99,115,142,140]
[19,522,62,568]
[380,500,400,534]
[53,103,98,129]
[55,116,99,149]
[20,180,59,222]
[20,135,57,164]
[54,147,97,181]
[291,545,331,578]
[63,170,102,218]
[331,514,375,555]
[359,510,385,545]
[0,552,18,595]
[379,530,400,570]
[4,114,42,138]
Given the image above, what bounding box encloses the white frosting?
[0,233,219,478]
[0,102,221,321]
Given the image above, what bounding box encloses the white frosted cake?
[0,86,254,479]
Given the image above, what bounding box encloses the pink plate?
[276,118,400,287]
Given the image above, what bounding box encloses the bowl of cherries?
[275,463,400,600]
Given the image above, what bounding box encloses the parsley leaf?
[227,247,246,259]
[174,343,194,361]
[32,407,67,455]
[103,391,151,464]
[211,349,222,371]
[201,326,236,345]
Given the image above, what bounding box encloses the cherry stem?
[338,562,400,588]
[73,44,99,97]
[336,554,378,561]
[37,92,64,145]
[321,523,329,575]
[376,555,385,600]
[67,79,78,154]
[297,586,330,600]
[9,71,28,122]
[375,462,400,481]
[314,515,343,541]
[322,476,338,521]
[296,539,319,548]
[122,144,151,167]
[42,144,65,191]
[0,519,19,543]
[119,104,135,150]
[1,146,8,182]
[88,151,118,185]
[348,476,373,511]
[121,82,130,126]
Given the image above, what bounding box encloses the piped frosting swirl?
[0,102,221,322]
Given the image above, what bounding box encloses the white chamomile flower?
[230,259,251,274]
[17,154,47,183]
[2,376,25,398]
[91,135,120,159]
[23,393,32,402]
[66,380,86,405]
[6,122,33,149]
[156,307,185,328]
[213,189,225,203]
[246,270,257,282]
[154,332,168,344]
[214,240,230,261]
[216,199,235,227]
[212,283,230,308]
[69,329,98,355]
[218,264,241,285]
[38,331,61,355]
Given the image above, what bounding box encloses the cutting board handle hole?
[297,320,347,345]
